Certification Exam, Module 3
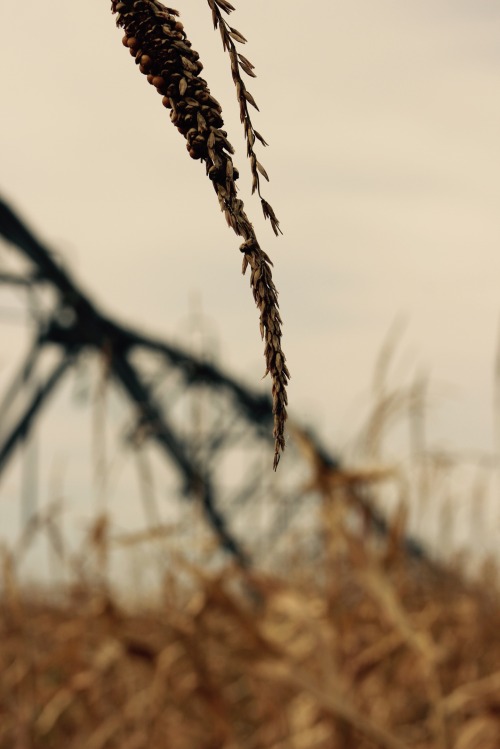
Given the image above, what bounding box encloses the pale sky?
[1,2,500,567]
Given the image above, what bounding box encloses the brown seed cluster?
[111,0,289,468]
[114,2,225,159]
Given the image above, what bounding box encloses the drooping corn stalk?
[111,0,289,468]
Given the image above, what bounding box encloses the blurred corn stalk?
[2,487,500,749]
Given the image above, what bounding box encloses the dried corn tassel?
[111,0,289,468]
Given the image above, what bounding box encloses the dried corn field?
[1,471,500,749]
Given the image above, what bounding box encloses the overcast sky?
[1,2,500,564]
